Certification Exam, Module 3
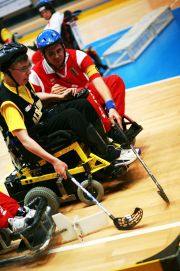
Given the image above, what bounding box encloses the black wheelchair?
[0,197,55,266]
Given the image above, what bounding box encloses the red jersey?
[30,49,100,93]
[30,49,125,132]
[0,192,19,228]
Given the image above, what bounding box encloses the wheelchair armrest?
[40,130,77,151]
[46,130,76,141]
[29,123,77,150]
[29,122,77,142]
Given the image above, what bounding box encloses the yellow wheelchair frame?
[5,138,121,214]
[19,141,110,185]
[5,114,138,214]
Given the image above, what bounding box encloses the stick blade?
[157,190,170,205]
[113,207,143,230]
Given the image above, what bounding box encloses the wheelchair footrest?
[56,177,77,203]
[59,194,77,203]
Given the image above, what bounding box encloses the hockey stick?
[114,123,170,205]
[66,172,143,230]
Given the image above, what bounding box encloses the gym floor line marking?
[126,75,180,92]
[48,221,180,254]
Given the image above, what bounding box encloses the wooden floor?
[0,0,180,270]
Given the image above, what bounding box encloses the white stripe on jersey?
[29,70,45,93]
[76,50,87,66]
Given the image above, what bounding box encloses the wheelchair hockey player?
[0,41,140,194]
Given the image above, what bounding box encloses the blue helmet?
[36,0,51,4]
[35,0,55,14]
[37,29,62,49]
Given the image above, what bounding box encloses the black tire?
[77,180,104,205]
[24,187,60,215]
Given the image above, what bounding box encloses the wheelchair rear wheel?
[24,186,60,215]
[77,180,104,205]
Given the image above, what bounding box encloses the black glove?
[74,88,89,99]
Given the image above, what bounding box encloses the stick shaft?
[130,144,165,191]
[67,172,113,218]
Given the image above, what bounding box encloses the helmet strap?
[6,70,20,95]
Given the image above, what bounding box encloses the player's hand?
[51,84,67,94]
[108,108,123,129]
[52,158,68,180]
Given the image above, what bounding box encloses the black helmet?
[36,0,55,14]
[0,42,27,72]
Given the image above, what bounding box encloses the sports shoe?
[16,206,30,217]
[112,148,141,166]
[8,208,36,232]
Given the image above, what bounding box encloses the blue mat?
[87,8,180,89]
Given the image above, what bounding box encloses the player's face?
[44,43,65,71]
[9,58,32,85]
[40,9,52,20]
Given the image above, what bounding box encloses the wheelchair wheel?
[24,186,60,215]
[77,180,104,205]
